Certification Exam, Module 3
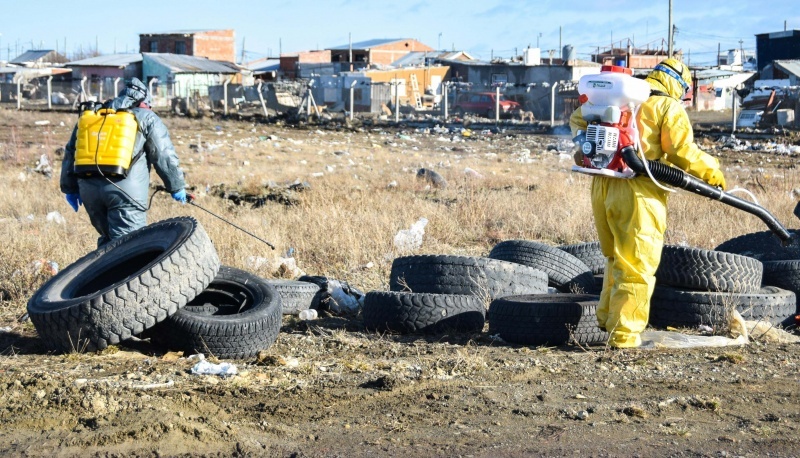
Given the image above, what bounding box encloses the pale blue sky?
[2,0,798,66]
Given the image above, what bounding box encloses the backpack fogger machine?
[572,65,791,245]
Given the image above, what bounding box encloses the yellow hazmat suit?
[570,58,726,347]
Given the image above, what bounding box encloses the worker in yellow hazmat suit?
[570,58,726,348]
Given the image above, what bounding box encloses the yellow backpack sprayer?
[572,65,791,245]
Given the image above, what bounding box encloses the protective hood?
[645,58,692,100]
[110,77,152,110]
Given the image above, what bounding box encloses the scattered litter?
[34,120,50,126]
[463,167,484,178]
[33,154,53,178]
[387,180,398,189]
[189,354,238,377]
[46,211,65,225]
[393,217,428,253]
[30,259,59,276]
[640,311,748,349]
[299,309,318,320]
[0,326,12,333]
[247,255,306,278]
[297,275,364,315]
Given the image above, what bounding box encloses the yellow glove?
[703,169,727,190]
[573,149,585,167]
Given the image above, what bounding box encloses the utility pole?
[739,39,744,65]
[349,33,353,72]
[668,0,673,57]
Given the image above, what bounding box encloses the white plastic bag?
[640,310,749,349]
[393,217,428,252]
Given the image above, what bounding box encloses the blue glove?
[65,193,82,212]
[171,189,187,204]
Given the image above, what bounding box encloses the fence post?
[495,85,500,123]
[47,76,52,110]
[223,77,231,115]
[257,81,268,117]
[114,77,121,97]
[16,75,21,110]
[550,81,560,126]
[349,80,357,121]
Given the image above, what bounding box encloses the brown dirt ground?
[1,107,799,457]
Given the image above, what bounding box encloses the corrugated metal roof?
[143,53,240,73]
[66,53,142,67]
[775,60,800,77]
[329,38,409,50]
[246,59,280,74]
[10,50,55,64]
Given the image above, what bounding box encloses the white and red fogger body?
[573,65,651,178]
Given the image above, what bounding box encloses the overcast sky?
[2,0,798,66]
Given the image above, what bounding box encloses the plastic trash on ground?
[189,354,238,377]
[640,311,749,349]
[393,217,428,253]
[297,275,365,316]
[46,211,65,225]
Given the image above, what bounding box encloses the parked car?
[452,92,521,119]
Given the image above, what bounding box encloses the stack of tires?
[713,230,800,328]
[362,254,548,335]
[557,239,797,332]
[362,241,610,348]
[485,240,608,347]
[26,217,285,359]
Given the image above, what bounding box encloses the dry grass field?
[0,106,799,457]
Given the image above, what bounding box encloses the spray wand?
[185,193,276,250]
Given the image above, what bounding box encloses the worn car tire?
[656,245,763,293]
[489,240,595,293]
[714,230,800,262]
[27,217,219,353]
[363,291,485,334]
[390,255,548,301]
[153,266,282,360]
[649,285,796,328]
[559,242,605,275]
[488,294,608,346]
[266,279,323,315]
[761,260,800,313]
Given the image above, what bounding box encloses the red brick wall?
[280,50,331,78]
[139,30,235,62]
[193,30,236,62]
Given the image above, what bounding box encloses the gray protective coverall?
[60,78,186,247]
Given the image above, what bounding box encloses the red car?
[452,92,521,119]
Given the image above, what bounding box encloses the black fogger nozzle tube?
[621,146,792,245]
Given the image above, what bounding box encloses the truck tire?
[488,294,607,346]
[27,217,219,353]
[559,241,605,275]
[714,230,800,262]
[266,279,323,315]
[760,260,800,313]
[656,245,763,293]
[649,285,796,328]
[363,291,485,334]
[153,266,282,360]
[489,240,595,293]
[390,255,548,301]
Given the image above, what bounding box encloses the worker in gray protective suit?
[60,78,187,247]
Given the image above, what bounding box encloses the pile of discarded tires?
[26,217,296,359]
[362,241,608,346]
[363,236,800,347]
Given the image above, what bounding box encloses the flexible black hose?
[621,146,792,245]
